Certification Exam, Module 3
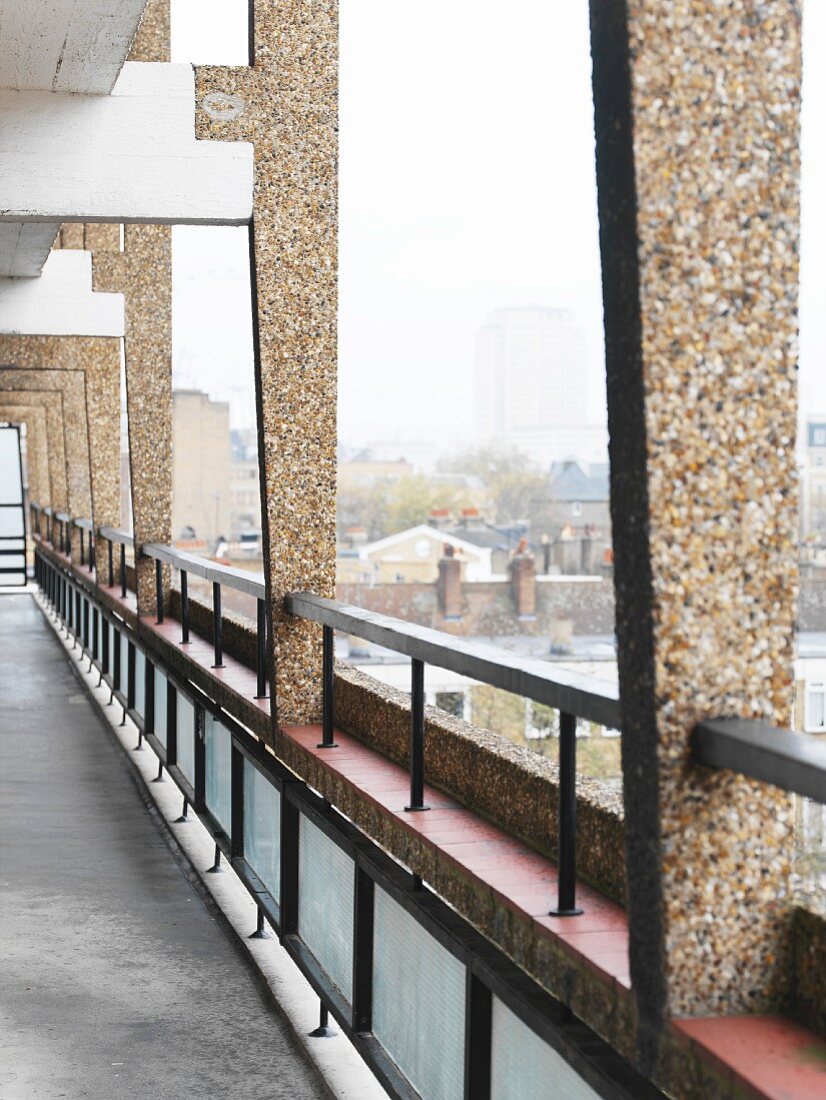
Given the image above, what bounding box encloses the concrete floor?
[0,593,327,1100]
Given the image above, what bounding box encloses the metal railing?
[141,542,267,699]
[31,545,664,1100]
[287,592,622,918]
[693,718,826,803]
[99,526,134,596]
[73,517,94,570]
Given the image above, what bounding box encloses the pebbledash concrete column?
[195,1,338,728]
[0,392,68,513]
[0,370,94,530]
[91,2,173,615]
[0,404,51,506]
[590,0,800,1061]
[0,345,120,571]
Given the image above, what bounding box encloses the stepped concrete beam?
[0,0,149,94]
[0,403,50,506]
[0,250,124,336]
[0,64,253,226]
[0,224,60,277]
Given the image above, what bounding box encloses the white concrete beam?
[0,223,60,276]
[0,250,124,336]
[0,64,253,225]
[0,1,148,94]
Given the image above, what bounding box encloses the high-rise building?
[474,306,606,466]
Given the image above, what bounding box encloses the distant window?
[815,428,826,446]
[436,691,465,719]
[817,456,825,466]
[415,538,431,558]
[571,501,582,517]
[806,683,826,731]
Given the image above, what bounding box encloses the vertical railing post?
[212,582,223,668]
[405,658,429,812]
[352,866,375,1033]
[79,527,85,566]
[255,597,266,698]
[155,558,164,624]
[180,569,190,644]
[119,543,126,597]
[231,744,244,860]
[88,530,94,573]
[317,624,337,748]
[107,539,114,587]
[549,711,582,917]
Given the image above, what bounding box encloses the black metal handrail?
[287,592,622,918]
[99,526,133,595]
[141,542,267,698]
[73,517,95,570]
[693,718,826,803]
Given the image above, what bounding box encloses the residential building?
[800,417,826,538]
[171,389,231,548]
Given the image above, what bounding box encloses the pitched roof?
[548,460,609,503]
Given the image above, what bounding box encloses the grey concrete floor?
[0,593,327,1100]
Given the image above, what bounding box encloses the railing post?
[317,624,337,748]
[549,711,582,917]
[107,538,114,587]
[180,570,189,644]
[212,582,223,668]
[120,543,126,598]
[405,658,429,812]
[79,527,85,566]
[255,597,266,698]
[155,558,164,624]
[88,530,94,573]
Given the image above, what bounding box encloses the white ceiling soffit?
[0,249,124,336]
[0,64,254,225]
[0,0,149,94]
[0,223,60,276]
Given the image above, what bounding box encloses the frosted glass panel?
[298,816,353,1002]
[153,666,167,747]
[373,886,466,1100]
[243,761,281,902]
[120,633,129,696]
[176,692,196,785]
[491,996,601,1099]
[135,648,146,718]
[205,713,232,835]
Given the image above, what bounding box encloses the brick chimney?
[509,540,536,619]
[437,544,462,620]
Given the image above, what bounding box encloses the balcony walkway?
[0,592,326,1100]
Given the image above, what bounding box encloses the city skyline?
[171,0,826,458]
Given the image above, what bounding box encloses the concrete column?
[91,3,172,616]
[591,0,801,1062]
[0,346,120,572]
[0,404,50,506]
[195,1,338,728]
[0,392,68,513]
[437,553,463,620]
[0,369,94,527]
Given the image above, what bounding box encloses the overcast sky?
[171,1,826,447]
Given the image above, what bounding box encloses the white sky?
[171,1,826,447]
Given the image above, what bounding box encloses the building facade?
[171,389,231,548]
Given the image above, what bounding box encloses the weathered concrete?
[0,593,325,1100]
